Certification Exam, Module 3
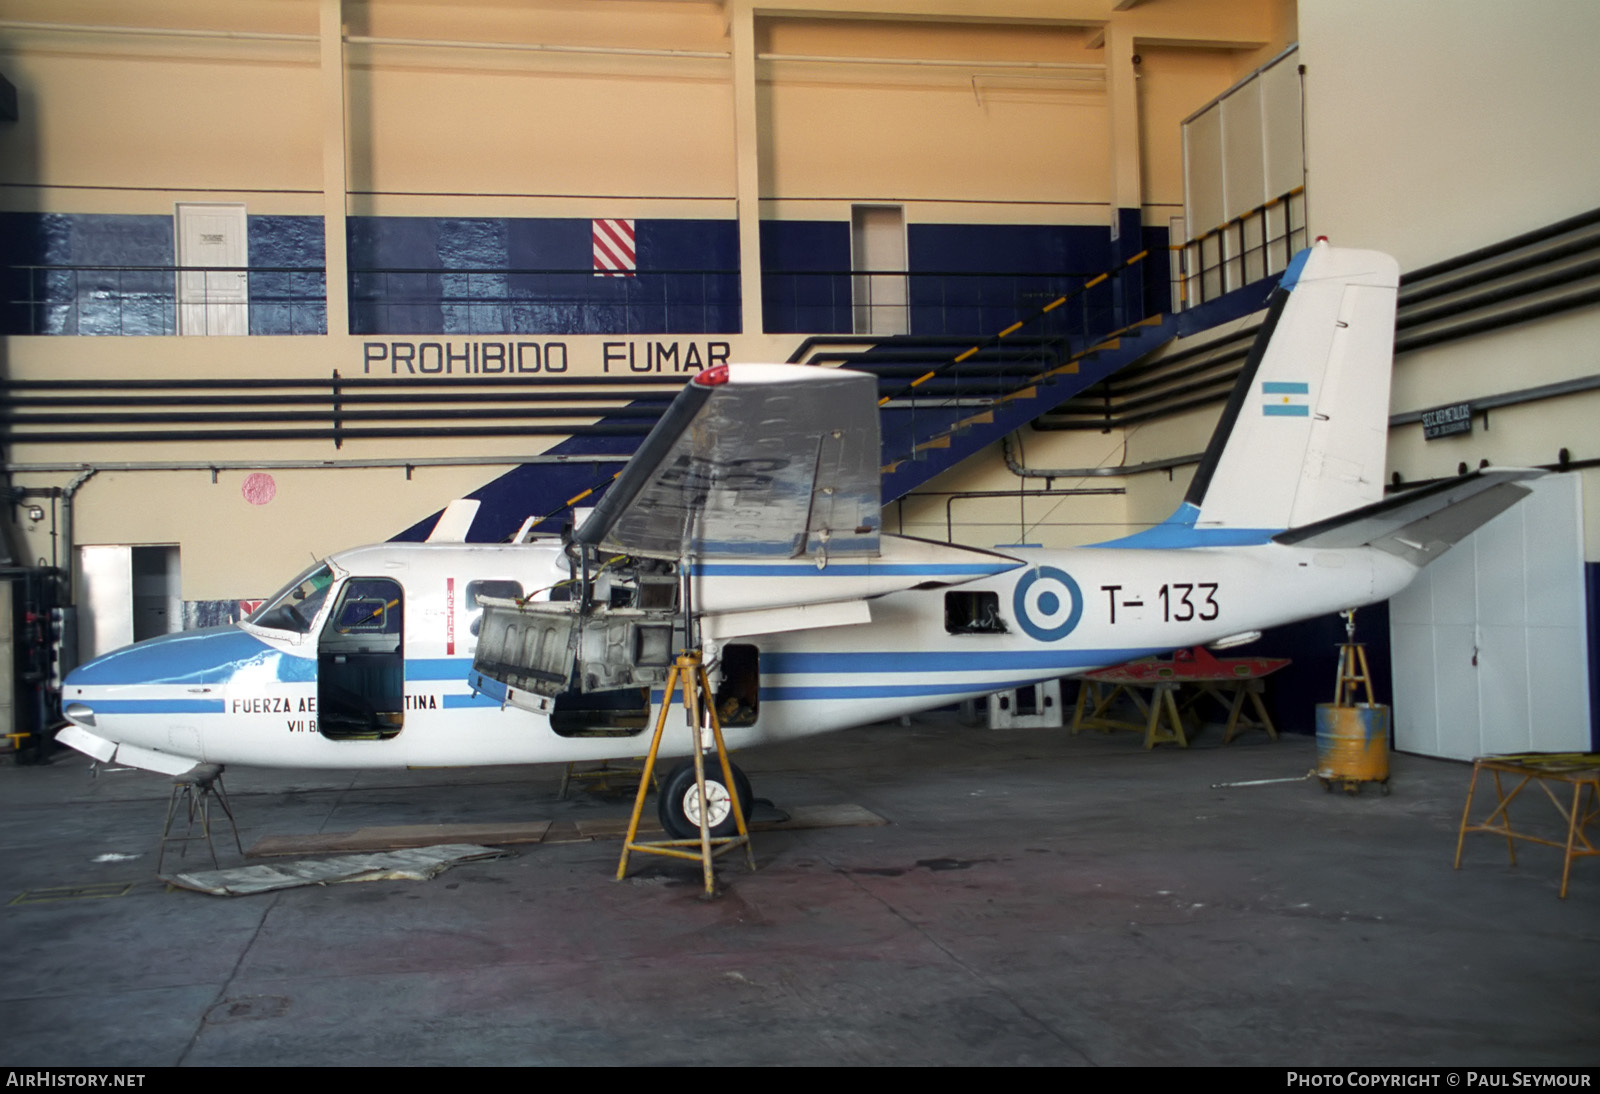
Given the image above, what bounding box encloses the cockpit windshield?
[248,563,336,633]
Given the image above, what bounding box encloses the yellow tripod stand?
[616,651,755,896]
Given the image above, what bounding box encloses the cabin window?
[467,579,523,637]
[715,643,760,728]
[318,577,405,741]
[945,591,1007,634]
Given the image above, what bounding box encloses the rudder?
[1186,242,1401,534]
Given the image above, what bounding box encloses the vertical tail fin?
[1185,241,1401,534]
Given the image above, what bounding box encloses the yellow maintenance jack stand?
[617,651,755,897]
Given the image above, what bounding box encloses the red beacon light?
[1315,235,1330,244]
[695,365,731,387]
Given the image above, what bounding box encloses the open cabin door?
[318,577,404,740]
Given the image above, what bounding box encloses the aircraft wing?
[1273,468,1542,566]
[573,364,881,561]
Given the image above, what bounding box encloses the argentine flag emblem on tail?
[1262,381,1309,416]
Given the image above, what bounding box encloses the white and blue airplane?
[56,242,1538,837]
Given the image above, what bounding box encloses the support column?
[1105,25,1145,323]
[730,1,764,336]
[320,0,350,337]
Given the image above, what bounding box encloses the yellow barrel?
[1315,703,1390,784]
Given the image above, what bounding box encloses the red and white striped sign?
[593,218,636,277]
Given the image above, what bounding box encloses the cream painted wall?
[1298,0,1600,559]
[0,32,321,206]
[60,464,510,602]
[347,52,736,206]
[1136,46,1242,214]
[758,18,1108,208]
[1299,0,1600,267]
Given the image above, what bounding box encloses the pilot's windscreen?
[249,563,335,632]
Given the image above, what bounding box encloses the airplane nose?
[63,625,297,692]
[58,626,310,775]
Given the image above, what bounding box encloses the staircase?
[398,251,1178,542]
[783,323,1177,501]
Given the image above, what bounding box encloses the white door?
[852,205,907,336]
[78,545,181,662]
[1390,474,1591,760]
[176,202,249,335]
[78,546,133,664]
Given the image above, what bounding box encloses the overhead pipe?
[1000,435,1203,481]
[0,405,670,427]
[57,469,97,606]
[0,21,731,61]
[3,453,631,475]
[1402,205,1600,285]
[1399,228,1600,307]
[11,424,656,446]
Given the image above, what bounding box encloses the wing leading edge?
[574,364,882,561]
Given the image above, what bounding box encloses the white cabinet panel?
[1389,474,1589,760]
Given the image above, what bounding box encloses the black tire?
[657,758,753,840]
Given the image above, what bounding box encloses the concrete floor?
[2,715,1597,1067]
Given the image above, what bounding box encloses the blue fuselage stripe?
[407,659,474,680]
[761,648,1166,674]
[690,563,1014,577]
[443,693,500,708]
[87,699,226,715]
[762,684,976,701]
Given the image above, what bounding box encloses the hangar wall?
[0,0,1289,614]
[1298,0,1600,557]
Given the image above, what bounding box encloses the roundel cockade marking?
[1013,566,1084,642]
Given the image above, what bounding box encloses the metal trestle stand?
[616,650,754,896]
[157,763,243,875]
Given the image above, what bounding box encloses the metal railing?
[762,269,1132,338]
[1173,186,1307,310]
[2,264,327,335]
[348,267,742,335]
[6,262,1155,340]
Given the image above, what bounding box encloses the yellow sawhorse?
[1186,679,1279,744]
[1071,679,1188,748]
[1454,753,1600,898]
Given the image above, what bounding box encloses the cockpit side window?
[329,579,403,636]
[249,564,335,633]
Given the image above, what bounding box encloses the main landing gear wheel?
[658,758,753,840]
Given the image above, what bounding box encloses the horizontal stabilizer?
[1273,469,1542,565]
